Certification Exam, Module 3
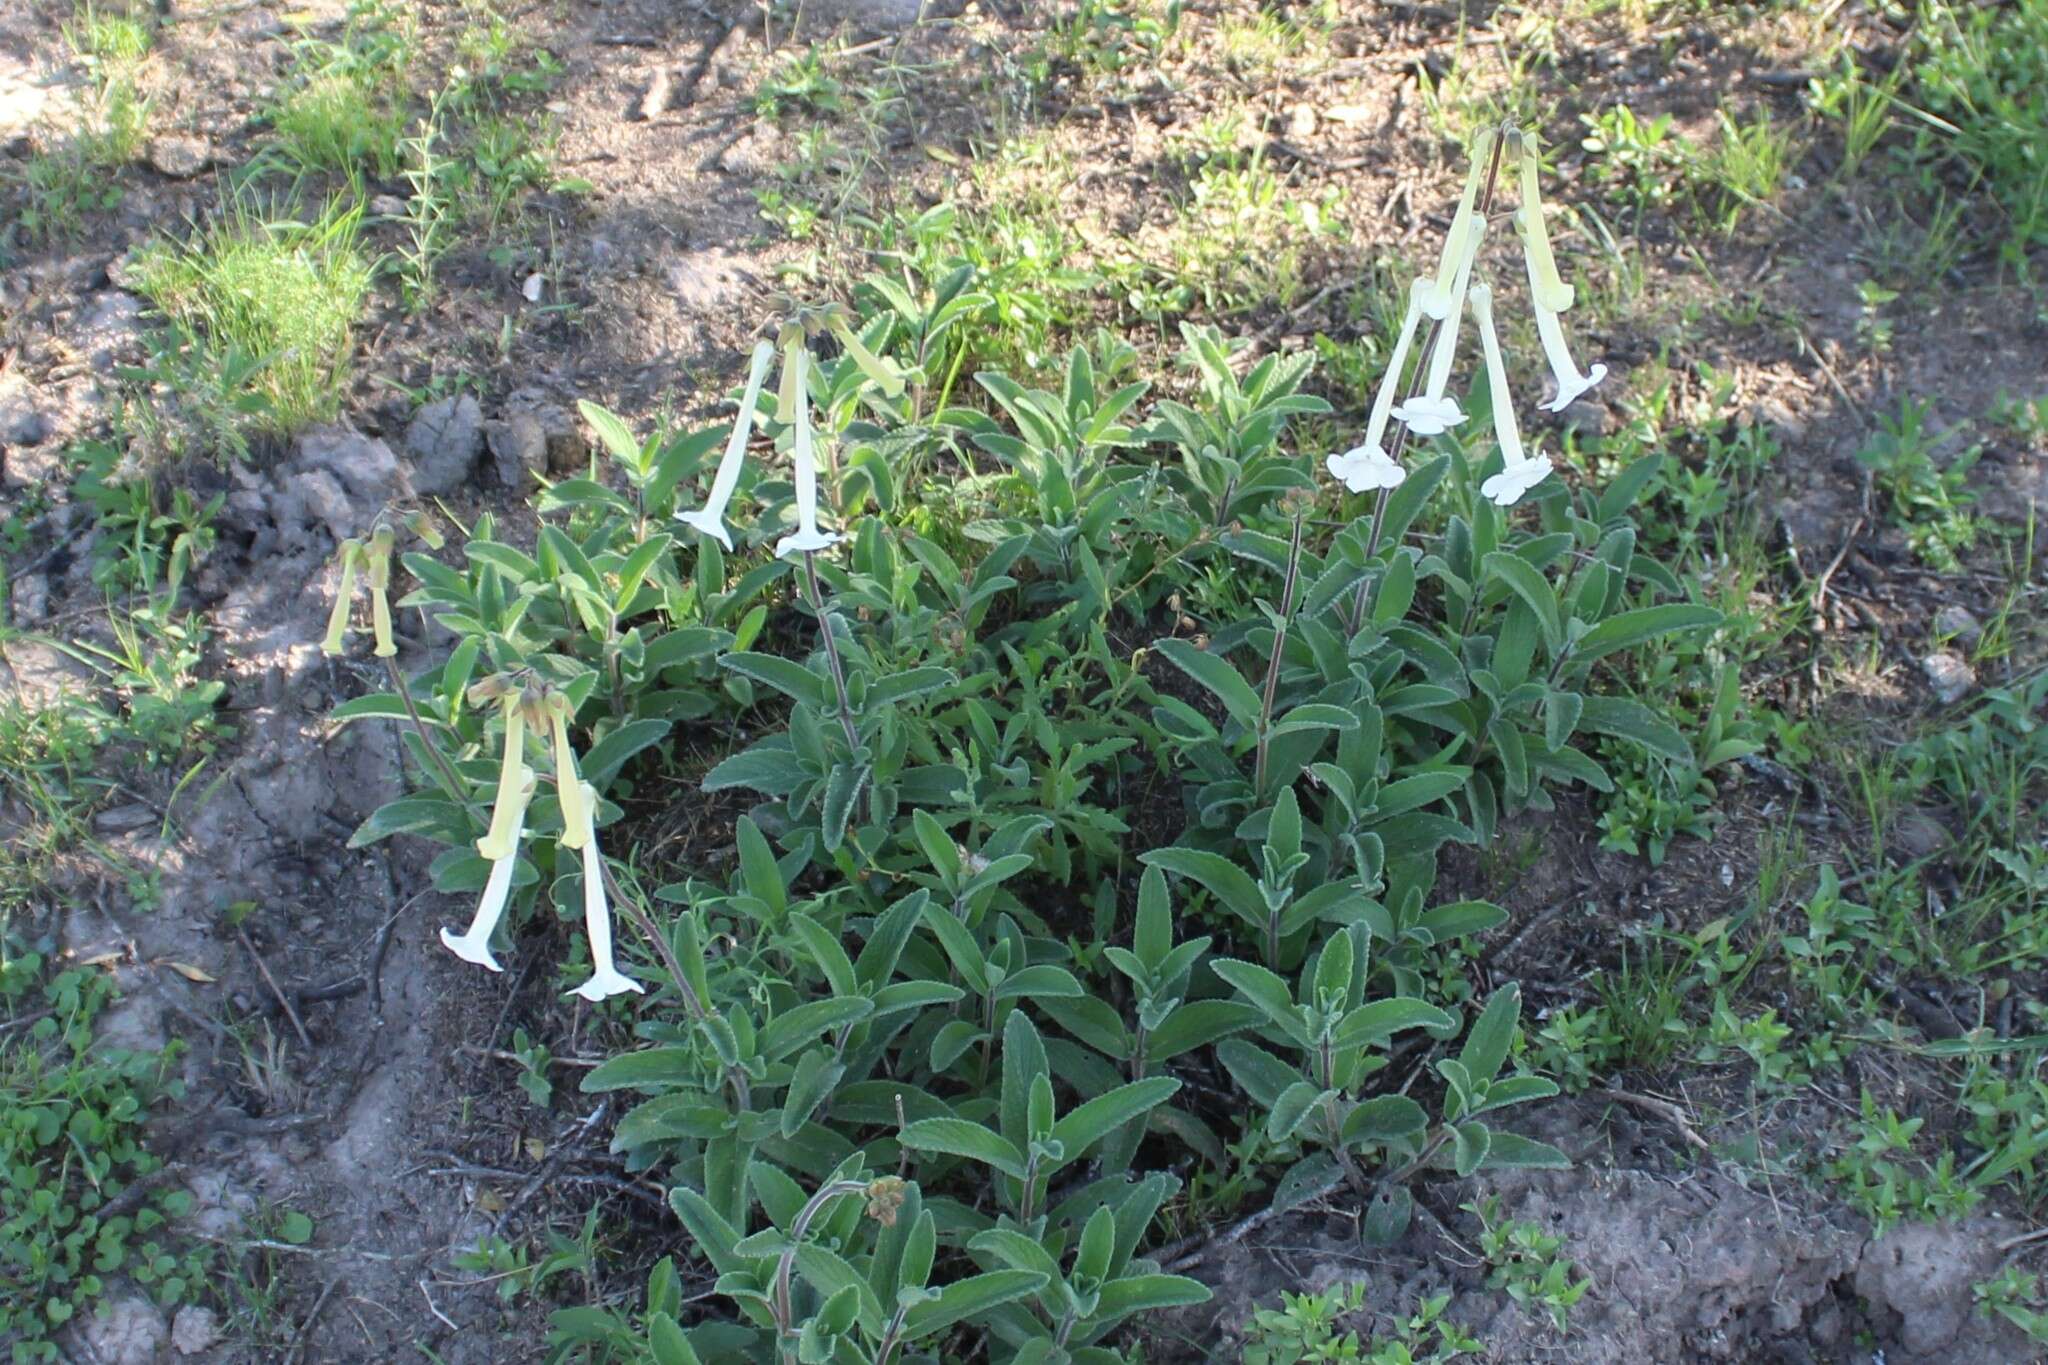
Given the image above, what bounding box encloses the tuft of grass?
[1908,0,2048,266]
[131,198,374,437]
[272,71,408,179]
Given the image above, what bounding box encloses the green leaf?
[1483,552,1562,654]
[1209,959,1301,1036]
[898,1119,1028,1181]
[578,400,645,469]
[1152,637,1262,730]
[1089,1272,1212,1322]
[719,652,828,706]
[901,1271,1049,1341]
[581,1047,696,1094]
[1139,849,1264,931]
[761,997,874,1063]
[1571,604,1721,666]
[1482,1132,1572,1169]
[580,719,672,789]
[1330,996,1454,1051]
[1048,1078,1180,1167]
[1577,695,1693,763]
[865,667,957,709]
[1459,983,1520,1084]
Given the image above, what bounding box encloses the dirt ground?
[4,0,2048,1361]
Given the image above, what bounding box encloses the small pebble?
[1920,650,1976,705]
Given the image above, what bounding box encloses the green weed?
[132,197,373,436]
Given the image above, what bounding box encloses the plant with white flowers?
[1328,124,1607,513]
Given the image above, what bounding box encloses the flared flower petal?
[1327,278,1430,489]
[570,783,644,1003]
[1531,300,1609,414]
[1480,457,1554,507]
[1326,443,1407,492]
[677,339,776,551]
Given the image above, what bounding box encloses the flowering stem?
[383,655,479,822]
[1346,125,1512,636]
[772,1180,870,1361]
[1253,511,1307,798]
[602,862,751,1110]
[800,550,860,752]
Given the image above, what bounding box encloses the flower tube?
[1326,277,1430,493]
[321,539,362,655]
[1420,127,1497,320]
[1392,218,1486,437]
[1513,134,1608,412]
[547,692,587,852]
[365,526,397,659]
[440,765,535,971]
[773,340,841,559]
[570,782,644,1003]
[476,697,528,862]
[1470,283,1553,508]
[678,339,775,551]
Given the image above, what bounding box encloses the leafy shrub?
[336,291,1722,1361]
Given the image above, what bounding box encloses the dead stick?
[281,1277,341,1365]
[238,928,314,1051]
[1601,1085,1712,1154]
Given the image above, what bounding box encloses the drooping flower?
[773,340,841,559]
[440,764,535,972]
[475,695,529,863]
[1326,277,1431,493]
[569,781,644,1003]
[677,339,776,551]
[365,525,397,659]
[321,539,362,655]
[1511,131,1608,412]
[547,691,587,852]
[830,315,906,399]
[1527,277,1609,414]
[1420,127,1498,321]
[1468,283,1554,508]
[1392,218,1487,437]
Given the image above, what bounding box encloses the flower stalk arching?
[801,551,860,753]
[1253,509,1308,798]
[769,1177,881,1364]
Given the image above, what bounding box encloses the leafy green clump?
[0,958,197,1359]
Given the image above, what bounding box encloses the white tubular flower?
[476,698,528,862]
[1420,127,1497,320]
[773,341,841,559]
[1469,282,1554,508]
[1468,283,1526,466]
[1512,135,1608,413]
[1326,277,1430,493]
[1393,218,1486,436]
[570,782,644,1003]
[1513,130,1575,315]
[548,693,587,852]
[678,340,775,551]
[440,765,535,972]
[1528,286,1609,414]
